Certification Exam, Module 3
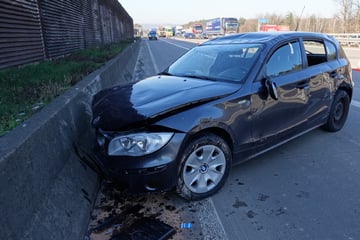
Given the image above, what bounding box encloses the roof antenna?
[295,6,305,31]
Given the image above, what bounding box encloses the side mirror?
[266,79,279,100]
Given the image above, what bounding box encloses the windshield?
[226,22,239,28]
[166,44,263,83]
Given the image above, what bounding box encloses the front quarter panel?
[154,93,253,161]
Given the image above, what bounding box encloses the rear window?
[303,40,337,66]
[325,41,337,60]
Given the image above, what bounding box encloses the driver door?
[251,40,312,149]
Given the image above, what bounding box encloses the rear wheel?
[176,133,231,200]
[323,90,350,132]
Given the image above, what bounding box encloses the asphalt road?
[88,38,360,240]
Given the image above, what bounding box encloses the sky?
[118,0,339,25]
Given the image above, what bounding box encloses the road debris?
[86,181,203,240]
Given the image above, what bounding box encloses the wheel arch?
[336,75,353,100]
[323,86,351,132]
[337,84,352,101]
[184,126,235,154]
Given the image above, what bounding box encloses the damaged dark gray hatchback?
[92,32,354,200]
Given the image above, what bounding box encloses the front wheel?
[322,90,350,132]
[176,134,232,200]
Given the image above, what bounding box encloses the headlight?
[108,132,174,156]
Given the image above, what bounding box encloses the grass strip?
[0,40,131,136]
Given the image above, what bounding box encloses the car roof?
[201,31,338,45]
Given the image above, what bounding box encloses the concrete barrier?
[0,39,141,240]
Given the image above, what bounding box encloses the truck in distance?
[205,17,239,37]
[191,23,203,38]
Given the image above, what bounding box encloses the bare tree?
[333,0,355,32]
[285,12,296,30]
[355,0,360,32]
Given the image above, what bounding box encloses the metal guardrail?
[330,33,360,47]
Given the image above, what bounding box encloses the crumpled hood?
[92,75,240,130]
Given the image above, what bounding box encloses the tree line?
[184,0,360,33]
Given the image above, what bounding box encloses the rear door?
[301,39,338,124]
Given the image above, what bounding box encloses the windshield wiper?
[159,72,217,81]
[180,74,215,81]
[159,71,173,76]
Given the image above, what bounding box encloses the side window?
[325,40,337,61]
[266,41,302,77]
[303,40,328,66]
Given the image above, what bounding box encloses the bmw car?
[91,32,354,200]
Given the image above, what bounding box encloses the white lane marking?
[196,198,228,240]
[159,38,191,50]
[145,39,159,74]
[351,100,360,108]
[132,40,145,81]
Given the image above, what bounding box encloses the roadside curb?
[0,40,141,240]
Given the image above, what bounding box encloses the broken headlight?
[108,132,174,156]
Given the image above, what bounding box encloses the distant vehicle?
[176,31,183,37]
[192,24,203,34]
[157,26,166,37]
[184,32,195,39]
[200,32,208,39]
[164,26,174,37]
[260,24,290,32]
[182,24,203,38]
[191,23,203,38]
[175,25,183,36]
[206,17,239,37]
[148,30,157,40]
[92,32,353,200]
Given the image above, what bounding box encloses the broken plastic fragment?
[181,222,192,229]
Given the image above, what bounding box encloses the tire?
[176,133,232,200]
[323,90,350,132]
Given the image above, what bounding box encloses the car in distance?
[183,32,196,39]
[91,32,354,200]
[200,32,209,39]
[148,30,157,40]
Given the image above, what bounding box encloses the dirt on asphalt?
[85,181,205,240]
